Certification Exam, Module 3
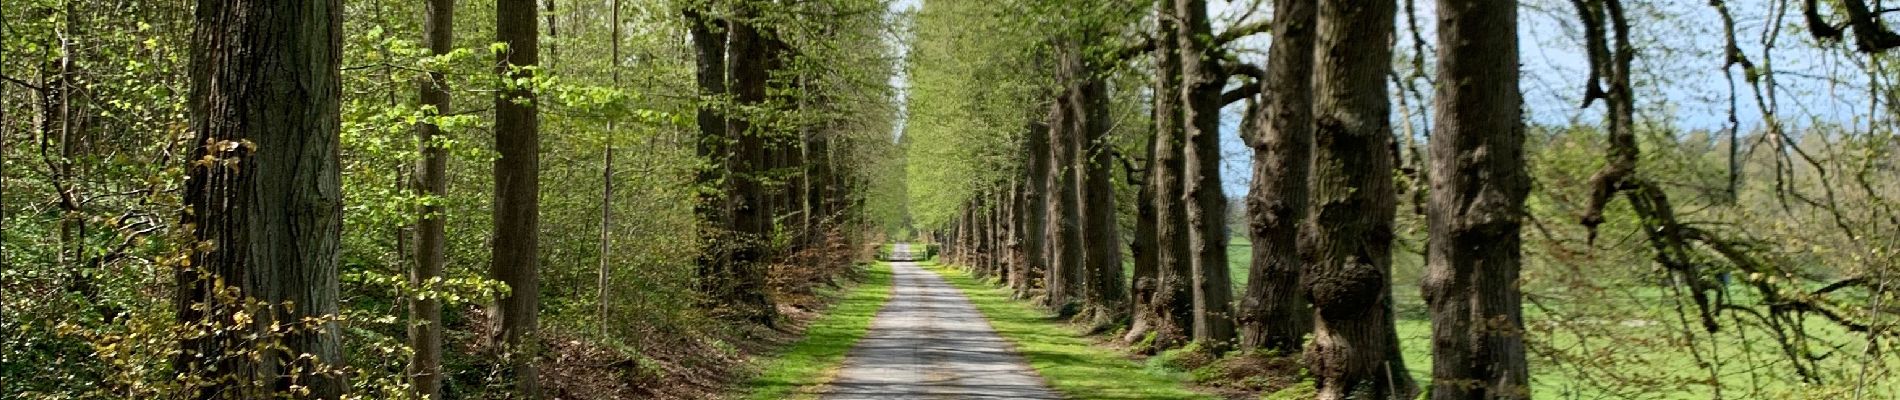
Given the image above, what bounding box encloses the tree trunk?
[176,0,347,397]
[1237,0,1315,353]
[1177,0,1236,350]
[807,129,833,239]
[1072,52,1125,328]
[1045,69,1085,312]
[685,5,732,304]
[1006,176,1027,292]
[1423,0,1532,397]
[994,188,1011,278]
[597,0,624,338]
[493,0,543,395]
[1305,0,1417,398]
[410,0,453,396]
[1136,0,1196,350]
[966,204,978,265]
[794,120,814,249]
[1021,120,1051,299]
[987,193,1001,276]
[1124,120,1161,344]
[762,35,793,231]
[947,207,961,263]
[974,194,992,277]
[726,4,778,325]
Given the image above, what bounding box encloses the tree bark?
[1020,120,1051,299]
[956,204,974,264]
[1423,0,1532,397]
[725,3,778,325]
[176,0,348,397]
[410,0,453,396]
[1124,117,1162,343]
[794,117,814,249]
[686,5,733,306]
[493,0,543,395]
[994,187,1012,279]
[1045,64,1085,312]
[762,35,793,231]
[597,0,625,337]
[1135,0,1196,350]
[1305,0,1418,398]
[1237,0,1315,353]
[975,194,992,277]
[1072,51,1125,328]
[1007,176,1027,292]
[1177,0,1236,350]
[807,128,833,239]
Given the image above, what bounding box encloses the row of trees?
[3,0,903,399]
[918,0,1899,398]
[928,0,1520,396]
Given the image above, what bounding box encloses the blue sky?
[890,0,1875,195]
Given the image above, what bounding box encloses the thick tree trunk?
[1177,0,1236,350]
[409,0,453,396]
[685,6,730,292]
[1135,0,1196,350]
[947,208,960,263]
[994,187,1012,279]
[989,192,1002,276]
[493,0,543,395]
[1045,68,1085,312]
[1423,0,1532,398]
[1007,177,1027,292]
[1020,120,1052,299]
[1236,0,1315,353]
[1305,0,1417,398]
[807,129,833,238]
[1072,52,1126,328]
[974,194,992,277]
[965,204,978,265]
[725,6,778,325]
[176,0,347,397]
[951,206,965,264]
[1124,122,1162,343]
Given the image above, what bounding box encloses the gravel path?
[822,247,1060,399]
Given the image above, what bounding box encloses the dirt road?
[822,255,1059,399]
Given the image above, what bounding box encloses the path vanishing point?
[822,244,1061,399]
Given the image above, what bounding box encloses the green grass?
[744,262,895,400]
[1224,239,1900,399]
[923,261,1218,400]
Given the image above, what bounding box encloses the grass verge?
[922,261,1216,400]
[743,262,895,400]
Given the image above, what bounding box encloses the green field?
[1221,237,1898,399]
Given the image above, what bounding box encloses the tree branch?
[1220,85,1259,106]
[1213,19,1271,47]
[1108,17,1271,65]
[0,73,48,92]
[1835,0,1900,51]
[1804,0,1846,41]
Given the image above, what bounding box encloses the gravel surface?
[822,247,1060,400]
